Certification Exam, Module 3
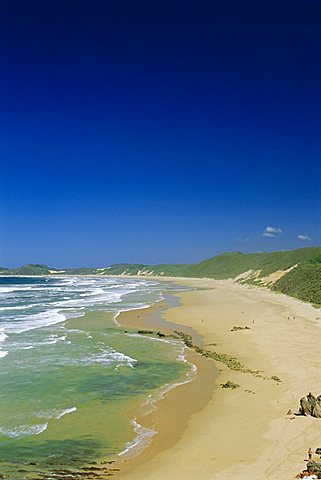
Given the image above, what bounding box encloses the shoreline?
[113,294,219,476]
[3,274,321,478]
[112,277,321,480]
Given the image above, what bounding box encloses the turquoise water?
[0,276,192,479]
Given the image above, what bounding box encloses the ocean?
[0,276,193,479]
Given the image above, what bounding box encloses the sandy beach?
[114,277,321,480]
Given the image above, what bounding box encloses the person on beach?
[308,447,313,460]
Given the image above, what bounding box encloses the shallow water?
[0,276,192,479]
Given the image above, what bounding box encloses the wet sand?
[114,296,219,475]
[113,277,321,480]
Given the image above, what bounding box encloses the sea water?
[0,276,193,479]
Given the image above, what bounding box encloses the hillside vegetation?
[273,261,321,305]
[186,247,321,278]
[1,247,321,305]
[185,247,321,305]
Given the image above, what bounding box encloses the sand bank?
[115,278,321,480]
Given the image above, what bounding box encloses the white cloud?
[262,226,283,238]
[298,234,311,241]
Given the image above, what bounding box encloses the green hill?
[1,246,320,305]
[273,259,321,305]
[0,265,99,276]
[184,247,321,305]
[12,264,53,275]
[186,247,321,279]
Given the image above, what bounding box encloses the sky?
[0,0,320,267]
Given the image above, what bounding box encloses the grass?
[2,246,321,306]
[273,263,321,305]
[186,247,321,279]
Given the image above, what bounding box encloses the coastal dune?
[116,278,321,480]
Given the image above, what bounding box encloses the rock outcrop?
[300,393,321,418]
[306,461,321,478]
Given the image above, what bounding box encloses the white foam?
[0,330,8,359]
[141,346,198,413]
[91,350,137,368]
[66,328,91,337]
[51,291,124,308]
[42,335,61,345]
[56,406,77,419]
[34,334,71,347]
[79,288,105,297]
[59,278,77,284]
[4,310,67,334]
[0,286,33,294]
[0,304,37,311]
[118,419,156,458]
[63,308,86,320]
[113,303,151,326]
[0,278,168,366]
[0,423,48,438]
[65,349,137,368]
[112,351,137,369]
[37,406,77,420]
[117,343,197,462]
[0,331,8,343]
[41,335,59,345]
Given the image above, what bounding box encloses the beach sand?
[113,278,321,480]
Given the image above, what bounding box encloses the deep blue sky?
[1,0,320,267]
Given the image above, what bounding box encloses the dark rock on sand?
[220,380,240,389]
[300,393,321,418]
[231,326,250,331]
[156,332,166,338]
[307,460,321,477]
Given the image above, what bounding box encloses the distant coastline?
[2,245,321,305]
